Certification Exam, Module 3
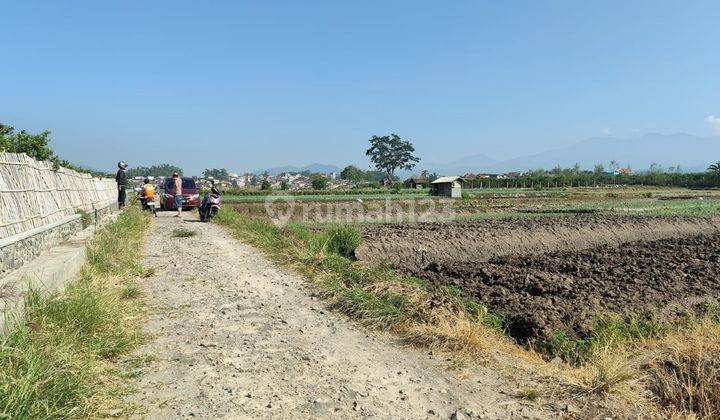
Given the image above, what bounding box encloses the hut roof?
[431,176,466,184]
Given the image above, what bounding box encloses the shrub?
[324,224,362,258]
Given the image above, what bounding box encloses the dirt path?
[126,213,555,419]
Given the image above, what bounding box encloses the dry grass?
[402,311,512,359]
[646,320,720,419]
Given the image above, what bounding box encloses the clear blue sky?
[2,1,719,175]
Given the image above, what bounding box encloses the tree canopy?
[0,122,111,176]
[365,134,420,184]
[202,168,230,180]
[1,123,54,161]
[311,174,329,190]
[709,161,720,178]
[126,164,183,178]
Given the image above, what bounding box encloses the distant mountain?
[256,163,341,175]
[424,133,720,175]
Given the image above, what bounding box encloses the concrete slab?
[0,213,117,333]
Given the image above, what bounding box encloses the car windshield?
[164,178,196,190]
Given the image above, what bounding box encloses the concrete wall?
[0,203,116,278]
[0,152,118,277]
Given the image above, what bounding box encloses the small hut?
[407,176,427,189]
[431,176,466,198]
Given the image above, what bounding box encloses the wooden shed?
[431,176,466,198]
[407,176,427,189]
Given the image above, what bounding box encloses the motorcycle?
[199,187,221,222]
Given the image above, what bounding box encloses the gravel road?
[126,212,555,419]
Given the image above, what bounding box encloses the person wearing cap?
[116,161,128,208]
[172,172,184,218]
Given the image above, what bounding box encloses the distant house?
[614,167,633,176]
[504,171,524,178]
[407,176,427,189]
[431,176,466,198]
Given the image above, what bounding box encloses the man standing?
[172,172,184,218]
[116,161,128,208]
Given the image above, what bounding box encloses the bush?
[324,224,362,258]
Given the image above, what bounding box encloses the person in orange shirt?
[140,178,157,217]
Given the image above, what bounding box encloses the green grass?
[171,228,196,238]
[540,312,678,366]
[0,208,151,418]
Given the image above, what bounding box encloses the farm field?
[232,185,720,223]
[358,215,720,343]
[225,185,720,416]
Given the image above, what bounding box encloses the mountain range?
[255,133,720,177]
[423,133,720,175]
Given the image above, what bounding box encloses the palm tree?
[709,161,720,178]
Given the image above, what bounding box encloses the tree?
[127,164,183,178]
[593,164,605,174]
[648,162,663,174]
[202,168,230,180]
[609,160,620,172]
[280,179,290,190]
[0,123,54,161]
[260,172,271,190]
[311,175,329,190]
[709,161,720,178]
[340,165,365,182]
[365,134,420,185]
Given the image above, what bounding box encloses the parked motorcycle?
[199,187,221,222]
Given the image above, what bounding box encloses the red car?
[161,177,201,210]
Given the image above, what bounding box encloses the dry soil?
[125,213,562,419]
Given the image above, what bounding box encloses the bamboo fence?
[0,152,116,240]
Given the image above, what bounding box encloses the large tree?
[365,134,420,185]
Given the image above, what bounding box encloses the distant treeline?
[219,187,426,196]
[464,170,720,189]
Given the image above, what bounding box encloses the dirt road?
[126,213,554,419]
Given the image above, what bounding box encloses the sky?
[2,0,720,175]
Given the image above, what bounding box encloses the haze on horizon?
[2,1,720,176]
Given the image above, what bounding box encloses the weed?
[516,387,541,401]
[172,229,196,238]
[323,224,362,258]
[120,282,142,299]
[76,208,93,228]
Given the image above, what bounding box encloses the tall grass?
[0,208,150,418]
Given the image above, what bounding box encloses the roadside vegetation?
[0,208,151,418]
